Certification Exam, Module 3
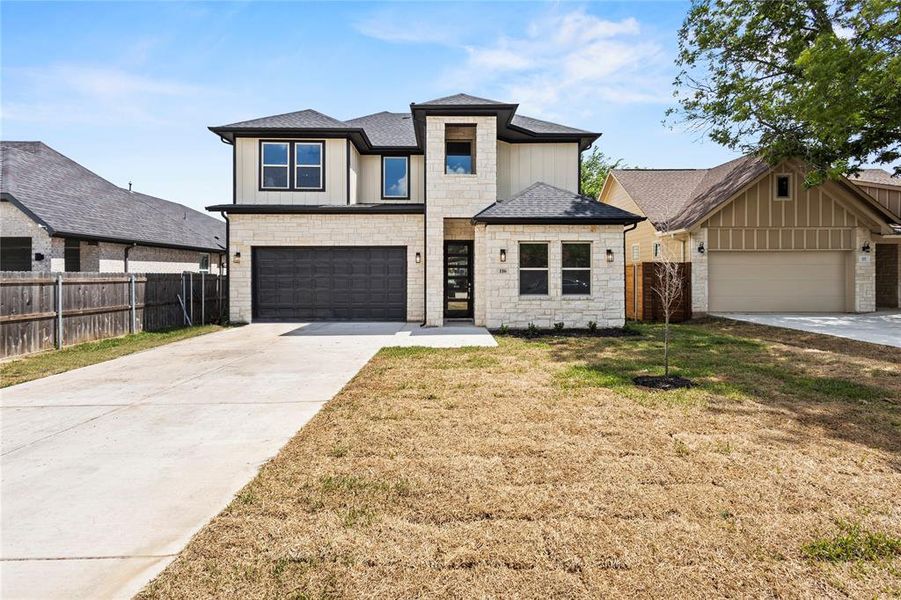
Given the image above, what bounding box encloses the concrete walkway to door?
[1,322,495,600]
[712,310,901,348]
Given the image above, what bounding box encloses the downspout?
[421,134,428,327]
[622,222,638,324]
[221,212,230,320]
[124,242,137,272]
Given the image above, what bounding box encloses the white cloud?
[1,63,209,126]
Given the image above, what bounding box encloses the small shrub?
[553,322,565,331]
[498,324,509,334]
[587,320,598,332]
[673,439,690,457]
[802,521,901,562]
[525,322,540,338]
[328,444,348,458]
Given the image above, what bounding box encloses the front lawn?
[139,319,900,598]
[0,325,223,388]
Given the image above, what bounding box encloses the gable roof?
[510,114,592,135]
[473,182,644,225]
[850,168,901,189]
[214,109,349,131]
[610,155,770,229]
[1,141,225,252]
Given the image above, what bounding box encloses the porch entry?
[444,240,473,318]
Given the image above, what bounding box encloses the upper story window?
[199,254,210,272]
[562,242,591,295]
[382,156,409,199]
[295,142,324,190]
[774,173,792,200]
[445,124,476,174]
[259,141,325,191]
[519,242,548,295]
[261,142,289,189]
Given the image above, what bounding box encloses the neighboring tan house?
[600,155,901,314]
[1,141,226,273]
[207,93,643,327]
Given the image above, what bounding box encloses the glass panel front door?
[444,241,473,318]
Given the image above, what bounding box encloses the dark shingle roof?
[416,93,508,106]
[511,114,592,135]
[1,142,225,252]
[850,168,901,188]
[611,155,769,229]
[344,112,417,148]
[214,109,349,130]
[473,182,643,224]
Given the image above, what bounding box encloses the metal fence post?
[55,274,63,349]
[200,271,205,325]
[129,274,137,334]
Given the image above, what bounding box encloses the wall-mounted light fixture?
[233,250,241,263]
[606,248,614,263]
[697,242,706,255]
[861,242,871,253]
[499,248,507,262]
[415,252,421,264]
[34,252,45,261]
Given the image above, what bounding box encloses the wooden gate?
[625,262,692,322]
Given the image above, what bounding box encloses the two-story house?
[207,94,643,327]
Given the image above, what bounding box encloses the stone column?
[689,228,709,315]
[851,226,875,313]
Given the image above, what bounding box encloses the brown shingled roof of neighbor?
[611,155,770,230]
[849,168,901,188]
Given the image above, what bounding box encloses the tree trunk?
[663,316,670,377]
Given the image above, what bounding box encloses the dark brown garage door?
[252,246,407,321]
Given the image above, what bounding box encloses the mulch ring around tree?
[633,375,693,390]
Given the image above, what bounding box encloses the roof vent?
[128,181,133,193]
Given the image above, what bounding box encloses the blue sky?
[2,1,743,215]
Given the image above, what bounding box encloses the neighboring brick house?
[1,142,226,274]
[207,93,643,327]
[600,156,901,314]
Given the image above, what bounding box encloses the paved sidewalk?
[1,322,494,599]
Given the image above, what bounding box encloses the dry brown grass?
[139,320,901,599]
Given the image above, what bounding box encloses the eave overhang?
[206,203,425,215]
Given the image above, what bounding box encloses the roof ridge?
[127,190,223,247]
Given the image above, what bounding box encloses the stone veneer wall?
[690,228,709,315]
[0,200,52,271]
[425,115,497,325]
[474,223,625,329]
[851,226,875,312]
[228,213,425,323]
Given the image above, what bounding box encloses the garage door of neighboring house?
[709,251,847,312]
[252,246,407,321]
[0,237,32,271]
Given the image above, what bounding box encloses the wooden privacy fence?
[625,262,692,322]
[0,271,228,358]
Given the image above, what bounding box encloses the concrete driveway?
[1,322,495,600]
[712,310,901,348]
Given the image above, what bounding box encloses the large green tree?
[580,147,625,199]
[669,0,901,184]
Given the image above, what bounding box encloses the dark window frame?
[0,236,33,271]
[258,139,326,192]
[562,241,591,296]
[775,173,792,200]
[381,154,411,200]
[519,242,549,296]
[445,140,475,175]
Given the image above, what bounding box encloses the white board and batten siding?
[357,155,424,203]
[235,137,347,205]
[496,141,579,201]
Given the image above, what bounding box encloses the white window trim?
[260,142,290,190]
[631,243,640,262]
[382,156,409,199]
[652,242,661,258]
[294,142,324,191]
[561,241,591,296]
[774,172,793,201]
[519,241,549,296]
[199,254,210,273]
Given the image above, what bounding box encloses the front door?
[444,240,473,318]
